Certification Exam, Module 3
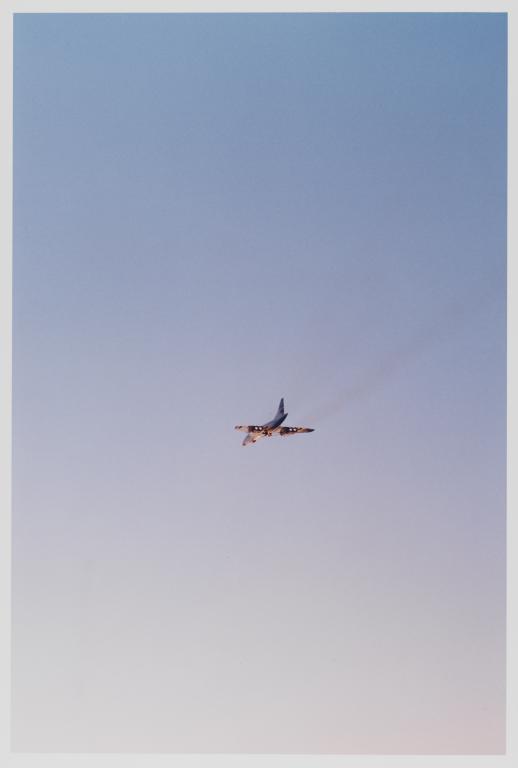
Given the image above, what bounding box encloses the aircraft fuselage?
[262,411,288,433]
[235,399,314,446]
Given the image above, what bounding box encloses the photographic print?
[10,10,507,754]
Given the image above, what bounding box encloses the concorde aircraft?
[235,398,315,446]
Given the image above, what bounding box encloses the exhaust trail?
[301,280,502,425]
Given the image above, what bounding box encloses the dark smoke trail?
[302,281,502,425]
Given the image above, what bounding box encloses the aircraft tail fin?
[274,398,285,419]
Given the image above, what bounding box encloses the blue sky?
[12,12,506,753]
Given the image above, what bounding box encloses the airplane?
[235,398,315,446]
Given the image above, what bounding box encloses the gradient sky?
[12,12,506,754]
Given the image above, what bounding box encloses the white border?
[0,2,13,767]
[0,2,514,767]
[0,1,514,12]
